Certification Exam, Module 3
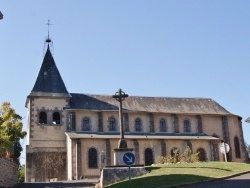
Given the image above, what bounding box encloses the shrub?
[156,147,200,164]
[18,165,25,183]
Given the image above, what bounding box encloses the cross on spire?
[46,19,52,37]
[45,19,52,43]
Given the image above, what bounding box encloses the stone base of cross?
[118,139,128,149]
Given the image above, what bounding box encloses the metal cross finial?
[46,19,52,37]
[45,19,53,43]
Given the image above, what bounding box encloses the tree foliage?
[18,165,25,183]
[0,102,26,159]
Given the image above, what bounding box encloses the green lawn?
[106,162,250,188]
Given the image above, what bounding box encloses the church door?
[197,148,206,161]
[144,148,154,166]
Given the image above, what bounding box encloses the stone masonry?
[98,166,148,188]
[0,158,19,187]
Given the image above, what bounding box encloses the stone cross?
[112,88,129,149]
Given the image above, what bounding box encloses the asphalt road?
[181,172,250,188]
[12,172,250,188]
[13,179,98,188]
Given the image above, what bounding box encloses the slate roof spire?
[29,25,70,98]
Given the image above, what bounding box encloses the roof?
[67,93,232,115]
[65,132,221,140]
[29,45,70,97]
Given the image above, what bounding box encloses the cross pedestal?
[113,148,134,165]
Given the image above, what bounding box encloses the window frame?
[52,111,61,125]
[88,148,98,169]
[39,111,47,124]
[135,118,142,132]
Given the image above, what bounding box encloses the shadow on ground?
[13,181,96,188]
[146,166,231,173]
[106,174,214,188]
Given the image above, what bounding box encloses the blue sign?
[123,152,135,166]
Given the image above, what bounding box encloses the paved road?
[13,179,98,188]
[181,172,250,188]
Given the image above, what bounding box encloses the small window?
[82,117,90,131]
[39,111,47,124]
[53,112,60,124]
[109,117,116,131]
[135,118,142,132]
[183,119,191,132]
[88,148,98,168]
[159,119,167,132]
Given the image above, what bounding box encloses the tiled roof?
[67,93,231,115]
[30,45,70,97]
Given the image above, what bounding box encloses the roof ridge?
[70,92,212,100]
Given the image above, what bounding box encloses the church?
[25,36,248,182]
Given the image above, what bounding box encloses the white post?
[223,142,227,162]
[75,142,78,180]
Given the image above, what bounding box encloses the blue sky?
[1,1,250,164]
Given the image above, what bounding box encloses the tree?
[18,165,25,183]
[0,102,26,160]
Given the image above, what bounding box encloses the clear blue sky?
[1,1,250,164]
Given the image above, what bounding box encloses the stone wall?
[26,151,67,182]
[98,166,148,188]
[0,158,19,187]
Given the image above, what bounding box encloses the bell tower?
[25,20,71,182]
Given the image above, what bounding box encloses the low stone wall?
[0,158,19,187]
[98,166,148,188]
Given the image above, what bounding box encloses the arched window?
[183,119,191,132]
[234,136,241,158]
[82,117,90,131]
[135,118,142,132]
[159,119,167,132]
[39,111,47,124]
[197,148,206,161]
[109,117,116,131]
[52,112,60,124]
[88,148,98,168]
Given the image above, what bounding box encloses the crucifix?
[112,88,129,149]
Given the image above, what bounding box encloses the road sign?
[220,142,230,154]
[123,152,135,166]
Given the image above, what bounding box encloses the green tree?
[18,165,25,183]
[0,102,26,159]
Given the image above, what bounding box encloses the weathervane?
[45,19,52,43]
[44,19,54,54]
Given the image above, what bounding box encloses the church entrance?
[144,148,153,166]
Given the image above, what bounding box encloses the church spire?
[29,21,70,98]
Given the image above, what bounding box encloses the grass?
[106,162,250,188]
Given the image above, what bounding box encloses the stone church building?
[25,38,248,182]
